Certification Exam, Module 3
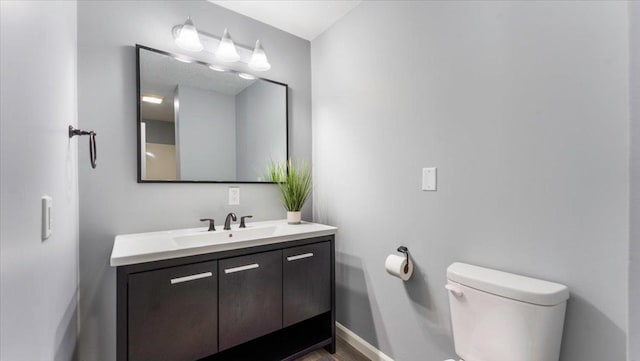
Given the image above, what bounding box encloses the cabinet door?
[283,241,331,327]
[128,261,217,361]
[218,250,283,351]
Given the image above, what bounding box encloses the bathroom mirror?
[136,45,288,183]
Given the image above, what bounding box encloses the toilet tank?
[446,263,569,361]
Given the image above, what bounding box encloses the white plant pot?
[287,211,302,224]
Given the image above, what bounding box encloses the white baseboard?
[336,322,394,361]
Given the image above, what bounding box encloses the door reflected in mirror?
[137,45,288,183]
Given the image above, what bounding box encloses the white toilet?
[445,262,569,361]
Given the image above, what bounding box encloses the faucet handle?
[239,215,253,228]
[200,218,216,232]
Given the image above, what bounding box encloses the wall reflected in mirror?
[137,45,287,183]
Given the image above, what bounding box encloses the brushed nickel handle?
[170,272,213,285]
[224,263,259,274]
[287,253,314,262]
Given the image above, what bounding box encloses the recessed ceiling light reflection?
[141,95,163,104]
[209,65,226,72]
[238,73,256,80]
[174,56,193,63]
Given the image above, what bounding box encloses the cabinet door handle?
[287,253,314,261]
[224,263,259,274]
[170,272,213,285]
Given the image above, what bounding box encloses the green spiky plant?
[267,159,312,212]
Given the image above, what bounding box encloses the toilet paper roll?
[385,254,413,281]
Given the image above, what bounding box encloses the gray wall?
[0,1,79,360]
[629,1,640,360]
[312,2,629,361]
[143,119,175,145]
[176,84,236,180]
[77,1,311,360]
[236,80,288,181]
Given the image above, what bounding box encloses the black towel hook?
[397,246,409,274]
[69,125,97,169]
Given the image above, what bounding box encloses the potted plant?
[267,159,311,224]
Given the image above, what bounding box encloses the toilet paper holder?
[397,246,409,273]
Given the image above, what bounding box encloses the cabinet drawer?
[128,261,217,361]
[218,250,283,351]
[283,241,331,327]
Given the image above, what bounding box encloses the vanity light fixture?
[174,16,204,52]
[172,17,272,72]
[216,28,241,63]
[248,40,271,71]
[141,95,163,104]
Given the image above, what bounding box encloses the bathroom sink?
[111,219,338,266]
[173,226,277,248]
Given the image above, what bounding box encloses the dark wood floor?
[294,338,370,361]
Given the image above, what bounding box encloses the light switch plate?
[228,187,240,205]
[422,168,437,191]
[42,195,52,240]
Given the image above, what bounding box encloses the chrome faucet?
[223,212,237,230]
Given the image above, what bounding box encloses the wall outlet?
[422,167,437,191]
[228,187,240,205]
[42,195,52,240]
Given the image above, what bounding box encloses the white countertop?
[110,220,337,267]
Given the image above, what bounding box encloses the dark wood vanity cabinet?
[218,250,283,351]
[283,242,331,327]
[117,236,335,361]
[128,261,218,361]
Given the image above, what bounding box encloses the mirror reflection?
[137,45,288,183]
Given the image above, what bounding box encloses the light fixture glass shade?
[175,17,203,52]
[248,40,271,71]
[216,28,240,62]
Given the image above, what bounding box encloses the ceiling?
[208,1,361,40]
[139,48,256,122]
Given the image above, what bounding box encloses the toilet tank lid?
[447,263,569,306]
